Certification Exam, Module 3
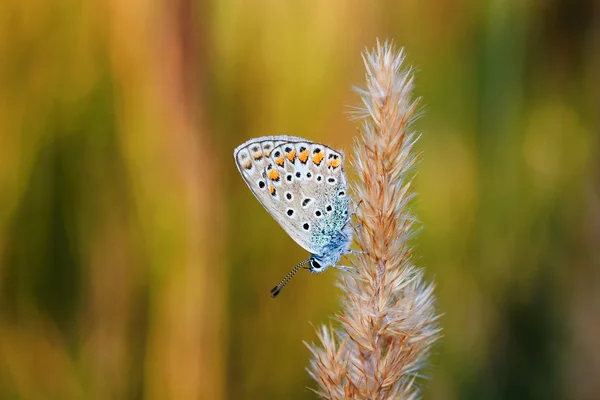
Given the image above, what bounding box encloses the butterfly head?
[308,250,345,274]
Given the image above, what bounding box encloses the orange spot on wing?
[275,157,285,167]
[269,185,276,195]
[327,158,341,168]
[253,152,263,160]
[313,152,324,165]
[298,149,309,163]
[286,150,296,161]
[268,169,280,181]
[243,161,252,169]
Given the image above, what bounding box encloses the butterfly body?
[234,135,352,277]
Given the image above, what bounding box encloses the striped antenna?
[270,259,309,298]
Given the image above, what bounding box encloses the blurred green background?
[1,0,598,399]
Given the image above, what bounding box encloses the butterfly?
[233,135,353,297]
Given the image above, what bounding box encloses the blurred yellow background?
[1,0,598,399]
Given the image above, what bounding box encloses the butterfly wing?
[234,135,349,255]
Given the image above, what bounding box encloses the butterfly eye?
[310,259,323,271]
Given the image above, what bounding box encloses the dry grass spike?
[306,40,441,400]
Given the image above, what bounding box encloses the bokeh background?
[1,0,599,399]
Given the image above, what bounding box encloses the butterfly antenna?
[270,259,309,298]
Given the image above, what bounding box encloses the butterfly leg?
[347,249,368,256]
[350,198,364,214]
[348,199,365,231]
[333,265,355,273]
